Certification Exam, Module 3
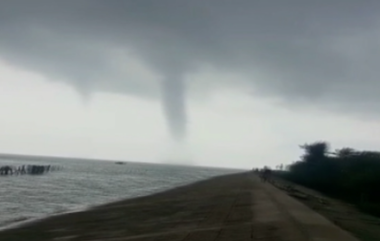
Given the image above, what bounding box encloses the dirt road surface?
[0,172,361,240]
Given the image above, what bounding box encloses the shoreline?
[0,172,363,241]
[0,207,85,232]
[0,199,108,231]
[0,172,252,240]
[0,173,235,232]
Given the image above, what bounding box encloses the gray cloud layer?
[1,1,380,138]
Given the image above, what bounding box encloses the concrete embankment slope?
[0,172,359,241]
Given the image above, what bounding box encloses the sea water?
[0,158,240,227]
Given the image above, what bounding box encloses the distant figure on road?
[260,167,272,183]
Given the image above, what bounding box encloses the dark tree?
[275,141,380,217]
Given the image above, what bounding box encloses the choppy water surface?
[0,158,240,227]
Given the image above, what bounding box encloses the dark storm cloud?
[0,1,380,127]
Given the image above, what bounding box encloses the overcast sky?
[0,1,380,168]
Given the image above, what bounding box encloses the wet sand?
[0,172,360,241]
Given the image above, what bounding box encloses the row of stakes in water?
[0,165,62,176]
